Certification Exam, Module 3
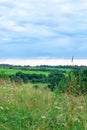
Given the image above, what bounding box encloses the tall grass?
[0,80,87,130]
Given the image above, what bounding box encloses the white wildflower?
[41,116,46,119]
[78,106,83,109]
[54,106,61,109]
[0,106,4,110]
[54,102,58,105]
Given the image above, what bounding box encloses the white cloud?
[0,19,25,32]
[0,0,11,2]
[1,0,87,36]
[0,0,87,59]
[50,0,61,3]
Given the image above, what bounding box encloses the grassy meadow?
[0,80,87,130]
[0,65,87,129]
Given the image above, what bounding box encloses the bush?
[33,84,39,89]
[48,71,65,91]
[56,68,87,95]
[0,71,9,80]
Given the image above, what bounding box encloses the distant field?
[0,68,49,76]
[0,67,71,76]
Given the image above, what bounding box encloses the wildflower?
[41,116,46,119]
[78,106,83,109]
[54,102,58,105]
[0,106,4,110]
[54,106,61,110]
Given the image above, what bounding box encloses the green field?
[0,66,71,80]
[0,81,87,130]
[0,68,49,76]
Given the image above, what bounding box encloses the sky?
[0,0,87,65]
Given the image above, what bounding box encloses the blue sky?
[0,0,87,61]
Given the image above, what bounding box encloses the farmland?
[0,65,71,75]
[0,68,49,76]
[0,65,72,87]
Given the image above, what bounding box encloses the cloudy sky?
[0,0,87,65]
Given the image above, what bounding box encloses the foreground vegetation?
[0,64,87,129]
[0,81,87,130]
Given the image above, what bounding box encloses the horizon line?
[0,58,87,66]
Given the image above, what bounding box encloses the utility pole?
[71,56,74,67]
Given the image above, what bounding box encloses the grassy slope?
[0,81,87,130]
